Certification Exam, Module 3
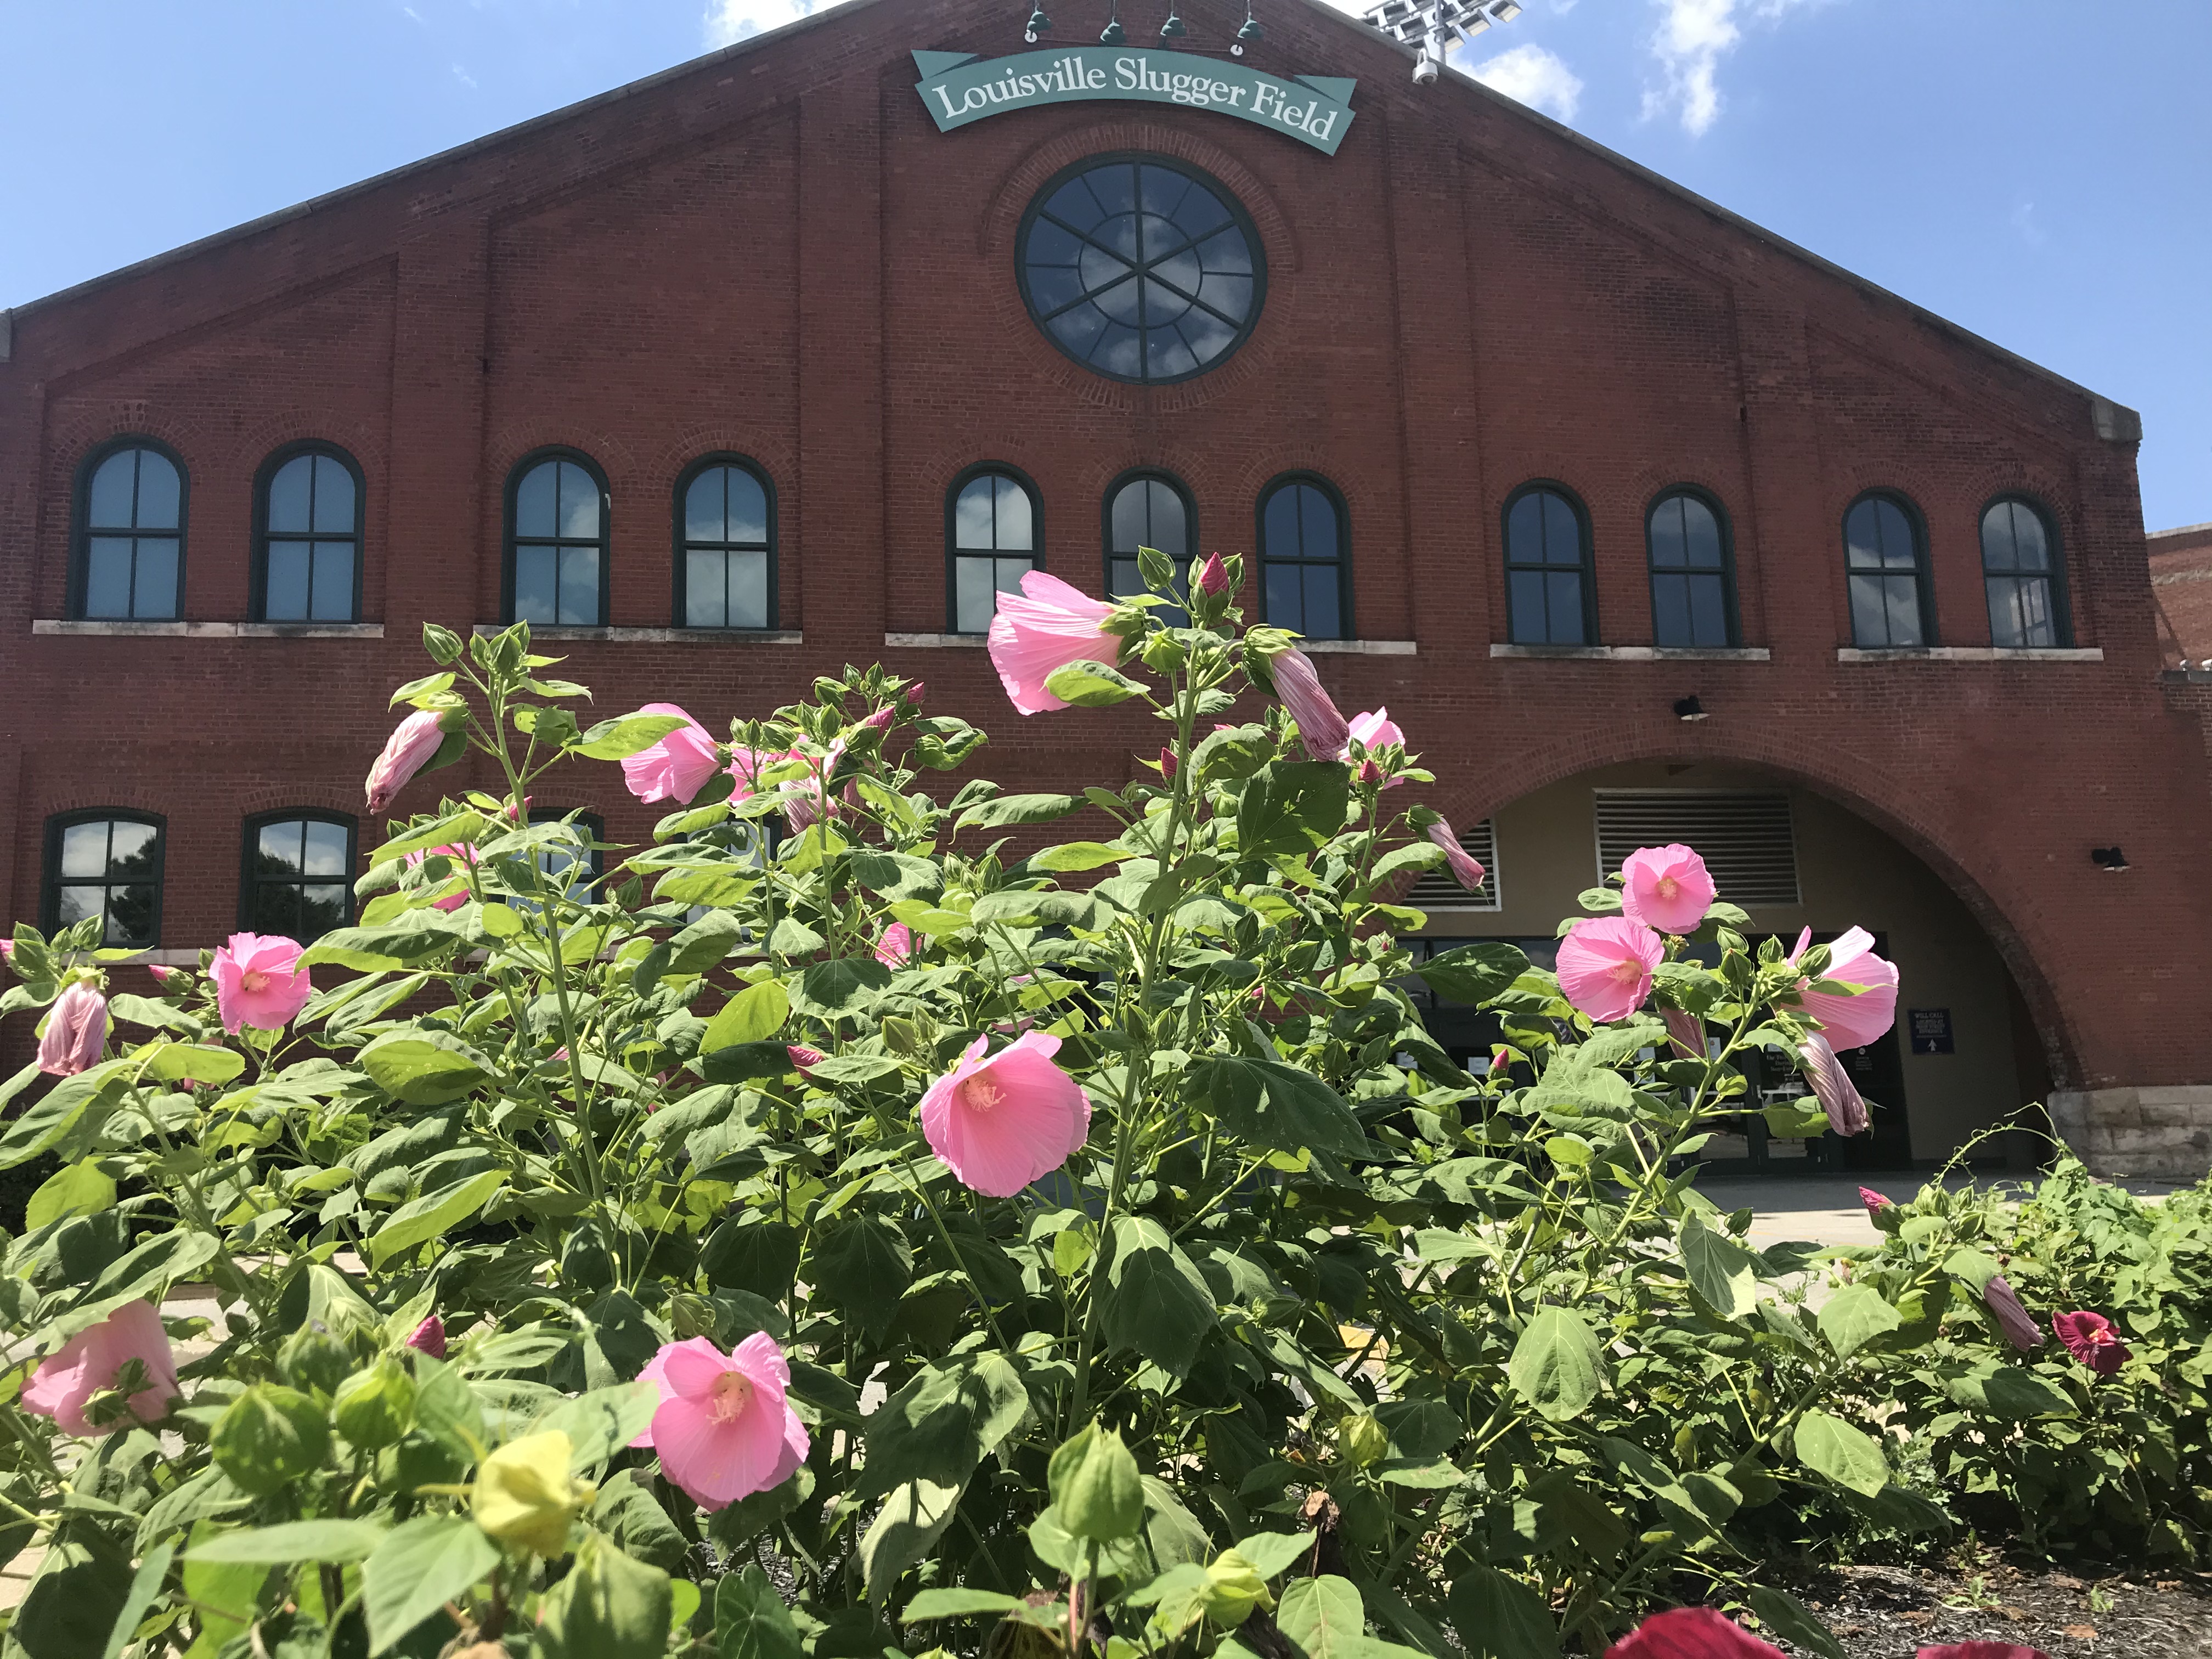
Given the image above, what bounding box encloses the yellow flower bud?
[1338,1412,1389,1469]
[1199,1549,1273,1624]
[472,1431,594,1558]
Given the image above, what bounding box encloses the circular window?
[1017,155,1265,385]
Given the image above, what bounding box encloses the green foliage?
[4,606,2210,1659]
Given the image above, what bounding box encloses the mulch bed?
[1763,1550,2212,1657]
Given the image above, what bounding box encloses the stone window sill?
[1299,639,1416,656]
[472,625,803,644]
[1488,644,1771,662]
[1836,646,2103,663]
[33,620,386,639]
[885,633,988,648]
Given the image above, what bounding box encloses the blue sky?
[3,0,2204,527]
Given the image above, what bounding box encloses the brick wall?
[2,0,2209,1109]
[2151,522,2212,666]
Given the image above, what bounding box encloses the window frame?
[69,435,191,622]
[945,461,1045,635]
[1014,150,1269,388]
[1500,479,1598,646]
[1255,470,1353,641]
[1101,467,1198,607]
[42,808,167,949]
[1978,492,2072,650]
[1840,489,1937,650]
[671,453,779,632]
[501,447,612,628]
[239,810,358,940]
[1643,484,1741,650]
[250,441,366,624]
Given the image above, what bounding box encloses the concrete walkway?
[1696,1170,2180,1252]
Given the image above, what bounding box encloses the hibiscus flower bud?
[473,1431,594,1556]
[405,1315,448,1360]
[38,980,108,1077]
[365,708,452,817]
[1158,748,1179,781]
[1195,552,1230,596]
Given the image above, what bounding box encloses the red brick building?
[4,0,2208,1173]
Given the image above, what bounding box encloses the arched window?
[505,451,608,626]
[73,440,185,620]
[1843,492,1931,648]
[947,465,1041,634]
[1981,496,2067,648]
[1105,471,1195,623]
[1503,484,1593,645]
[1259,475,1348,639]
[1646,489,1736,648]
[676,458,775,630]
[44,811,164,948]
[242,812,354,941]
[256,445,362,623]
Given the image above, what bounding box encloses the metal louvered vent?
[1406,819,1500,912]
[1593,791,1799,907]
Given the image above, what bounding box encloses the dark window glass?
[1843,493,1928,648]
[1018,156,1265,385]
[78,445,184,620]
[1106,475,1193,624]
[1504,487,1590,645]
[1981,498,2062,648]
[950,469,1040,634]
[261,450,360,622]
[1259,478,1346,639]
[509,455,606,625]
[47,815,162,948]
[1646,491,1734,648]
[680,461,774,629]
[245,815,354,941]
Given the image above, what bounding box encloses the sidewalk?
[1697,1170,2179,1252]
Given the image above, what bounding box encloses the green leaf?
[956,793,1083,831]
[1816,1283,1903,1359]
[848,850,943,899]
[1940,1246,2003,1293]
[1947,1364,2074,1419]
[189,1519,387,1564]
[1679,1212,1759,1321]
[25,1159,115,1231]
[1743,1587,1848,1659]
[1232,1531,1315,1581]
[1237,761,1350,856]
[98,1539,173,1659]
[363,1514,500,1655]
[1103,1216,1217,1378]
[1414,943,1531,1005]
[858,1476,963,1604]
[300,918,464,971]
[15,1519,135,1659]
[810,1217,913,1340]
[902,1588,1030,1621]
[702,980,790,1052]
[859,1354,1030,1502]
[531,1381,662,1473]
[1446,1565,1560,1659]
[212,1385,330,1498]
[358,1030,493,1105]
[791,958,893,1020]
[573,711,692,761]
[134,1042,245,1085]
[367,1170,506,1268]
[1508,1309,1603,1422]
[1030,842,1132,872]
[180,1519,263,1659]
[0,1064,125,1171]
[1043,659,1148,707]
[1793,1408,1888,1497]
[1278,1575,1365,1659]
[1197,1056,1368,1159]
[538,1534,672,1659]
[667,910,747,974]
[717,1564,805,1659]
[92,1229,219,1304]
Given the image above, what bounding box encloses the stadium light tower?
[1363,0,1521,83]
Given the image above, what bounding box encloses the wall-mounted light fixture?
[1233,4,1262,52]
[1673,695,1708,723]
[1024,5,1052,41]
[1099,3,1125,45]
[2091,847,2131,873]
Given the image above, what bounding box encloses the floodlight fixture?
[1364,0,1524,83]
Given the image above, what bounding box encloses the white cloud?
[1641,0,1829,136]
[450,62,478,88]
[704,0,851,48]
[2011,199,2047,247]
[1465,43,1583,123]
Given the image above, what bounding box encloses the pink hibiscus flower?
[1619,844,1717,935]
[24,1301,180,1438]
[621,703,723,805]
[986,570,1122,715]
[918,1032,1092,1198]
[210,933,313,1034]
[1555,917,1664,1024]
[1788,926,1899,1051]
[631,1334,809,1510]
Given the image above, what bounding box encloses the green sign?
[912,48,1357,156]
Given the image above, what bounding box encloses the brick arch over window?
[1448,736,2084,1091]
